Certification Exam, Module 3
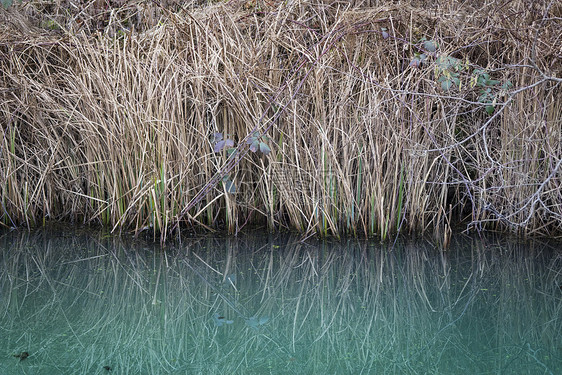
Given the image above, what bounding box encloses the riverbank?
[1,0,561,242]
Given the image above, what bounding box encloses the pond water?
[1,228,561,374]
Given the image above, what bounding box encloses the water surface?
[1,228,561,374]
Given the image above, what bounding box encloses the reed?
[0,0,560,241]
[1,228,560,373]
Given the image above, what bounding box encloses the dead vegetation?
[1,0,561,242]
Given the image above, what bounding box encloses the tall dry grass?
[1,0,561,241]
[2,228,561,373]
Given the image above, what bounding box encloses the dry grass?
[2,228,561,373]
[1,0,561,241]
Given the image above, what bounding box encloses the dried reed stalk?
[1,0,560,241]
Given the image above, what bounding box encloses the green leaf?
[246,132,259,145]
[259,141,271,155]
[214,139,234,153]
[437,55,461,70]
[249,139,259,153]
[502,80,513,90]
[1,0,13,9]
[423,40,437,52]
[441,79,453,91]
[485,105,495,115]
[227,148,238,158]
[478,93,490,103]
[476,75,487,86]
[246,131,272,155]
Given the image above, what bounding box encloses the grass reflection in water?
[0,228,560,374]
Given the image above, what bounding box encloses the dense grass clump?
[1,0,561,241]
[1,228,561,373]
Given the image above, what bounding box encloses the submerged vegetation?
[0,0,561,241]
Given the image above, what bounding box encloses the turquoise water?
[1,228,561,374]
